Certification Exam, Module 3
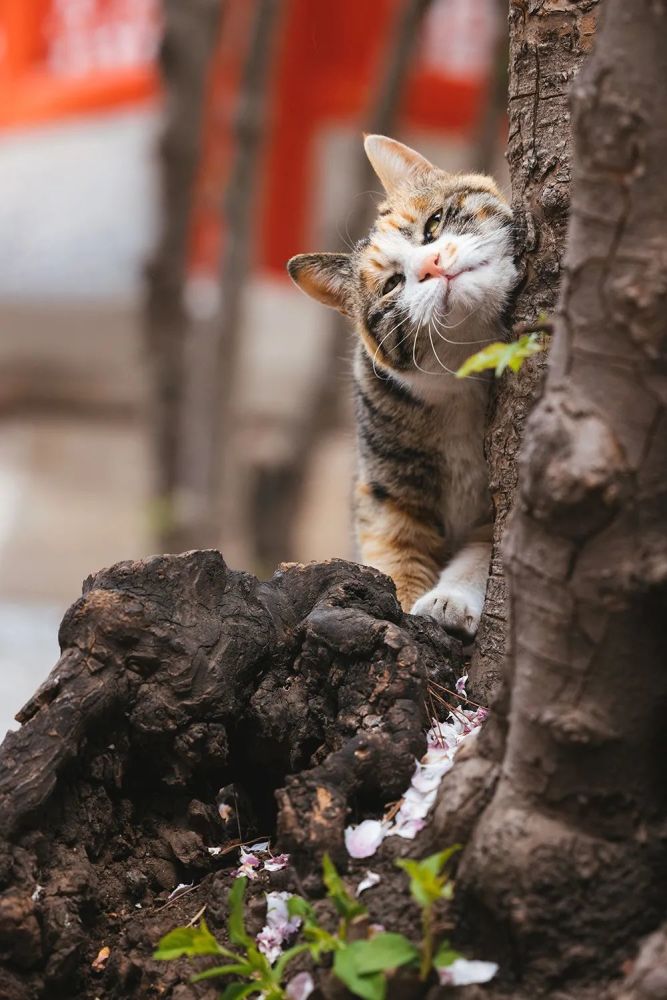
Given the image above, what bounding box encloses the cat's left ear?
[287,253,354,315]
[364,134,433,195]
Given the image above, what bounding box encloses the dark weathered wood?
[0,552,460,998]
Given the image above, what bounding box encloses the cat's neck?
[385,313,499,406]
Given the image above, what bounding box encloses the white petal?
[356,870,381,896]
[437,958,499,986]
[286,972,315,1000]
[167,882,194,899]
[265,891,292,928]
[344,820,385,858]
[264,853,290,872]
[250,839,271,854]
[392,817,425,839]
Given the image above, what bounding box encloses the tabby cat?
[288,135,517,639]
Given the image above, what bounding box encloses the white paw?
[410,582,485,640]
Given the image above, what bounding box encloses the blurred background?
[0,0,508,732]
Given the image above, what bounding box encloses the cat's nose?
[417,251,441,282]
[417,249,458,282]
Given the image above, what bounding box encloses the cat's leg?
[410,525,492,640]
[356,483,445,611]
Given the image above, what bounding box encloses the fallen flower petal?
[455,674,468,697]
[286,971,315,1000]
[249,839,271,854]
[235,863,260,880]
[167,882,194,900]
[256,925,284,964]
[437,958,499,986]
[263,853,290,872]
[356,870,381,896]
[207,846,222,856]
[257,892,301,963]
[392,817,426,839]
[344,819,386,859]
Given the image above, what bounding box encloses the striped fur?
[288,136,518,638]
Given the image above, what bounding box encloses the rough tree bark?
[469,0,599,701]
[145,0,222,551]
[445,0,667,992]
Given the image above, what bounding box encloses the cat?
[288,135,517,639]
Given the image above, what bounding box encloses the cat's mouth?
[431,259,490,309]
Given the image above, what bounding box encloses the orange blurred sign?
[0,0,160,128]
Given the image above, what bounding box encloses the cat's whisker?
[432,305,493,345]
[412,303,439,376]
[371,312,411,380]
[428,321,487,383]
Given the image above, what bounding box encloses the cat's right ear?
[287,253,353,316]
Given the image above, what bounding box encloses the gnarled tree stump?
[0,551,461,999]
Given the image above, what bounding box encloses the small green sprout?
[456,332,546,378]
[154,848,466,999]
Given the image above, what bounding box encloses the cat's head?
[288,135,517,375]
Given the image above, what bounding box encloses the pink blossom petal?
[455,674,468,697]
[344,819,385,859]
[286,972,315,1000]
[392,817,426,839]
[437,958,499,986]
[256,892,301,964]
[235,863,259,879]
[263,853,290,872]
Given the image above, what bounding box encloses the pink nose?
[417,250,456,282]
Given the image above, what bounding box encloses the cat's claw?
[410,582,484,640]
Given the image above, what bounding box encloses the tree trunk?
[453,0,667,989]
[174,0,281,557]
[144,0,222,551]
[469,0,599,701]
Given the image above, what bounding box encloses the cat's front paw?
[410,582,484,640]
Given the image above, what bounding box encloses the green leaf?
[274,942,312,980]
[245,944,272,973]
[456,334,544,379]
[420,846,462,877]
[220,984,259,1000]
[287,896,316,922]
[227,877,252,948]
[394,859,439,908]
[322,853,367,921]
[395,846,461,907]
[433,940,462,969]
[190,963,253,982]
[153,918,223,960]
[334,947,386,1000]
[347,933,419,974]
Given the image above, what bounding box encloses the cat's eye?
[423,209,443,244]
[382,273,403,296]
